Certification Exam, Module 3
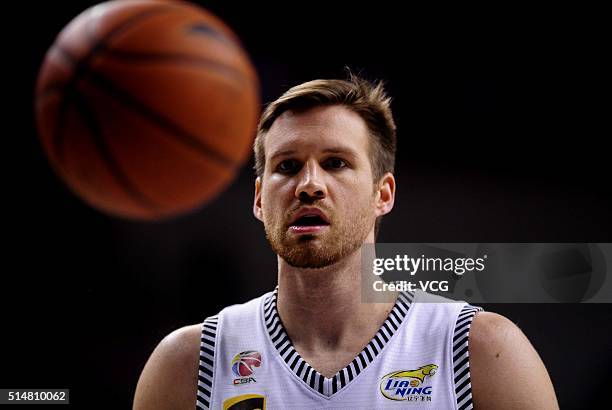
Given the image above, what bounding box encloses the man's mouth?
[288,210,331,234]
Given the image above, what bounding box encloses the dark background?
[3,1,610,408]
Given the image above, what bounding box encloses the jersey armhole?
[196,314,219,410]
[452,304,483,410]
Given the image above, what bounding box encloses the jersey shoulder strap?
[195,292,271,409]
[410,290,483,410]
[453,302,483,410]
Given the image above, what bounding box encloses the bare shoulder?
[133,324,202,410]
[468,312,558,410]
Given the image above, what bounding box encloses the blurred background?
[2,0,610,408]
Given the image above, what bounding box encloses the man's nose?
[295,159,327,201]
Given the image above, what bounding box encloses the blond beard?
[263,204,374,269]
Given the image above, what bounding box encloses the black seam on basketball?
[83,68,239,170]
[185,21,236,45]
[49,5,184,165]
[71,91,163,211]
[52,86,72,165]
[99,48,251,87]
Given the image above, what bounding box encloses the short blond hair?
[254,73,397,183]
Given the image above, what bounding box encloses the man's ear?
[375,172,395,217]
[253,177,263,222]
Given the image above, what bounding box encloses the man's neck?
[276,248,396,377]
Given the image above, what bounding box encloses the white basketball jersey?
[196,288,481,409]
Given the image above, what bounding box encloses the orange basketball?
[35,0,259,220]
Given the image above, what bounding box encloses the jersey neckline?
[262,287,414,398]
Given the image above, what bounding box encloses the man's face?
[254,105,387,268]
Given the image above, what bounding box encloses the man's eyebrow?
[268,149,296,161]
[268,146,358,162]
[321,147,357,156]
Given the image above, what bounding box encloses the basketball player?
[134,75,559,409]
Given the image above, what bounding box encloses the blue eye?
[277,159,300,173]
[325,157,347,169]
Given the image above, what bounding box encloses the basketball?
[35,0,259,220]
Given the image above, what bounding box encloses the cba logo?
[380,364,438,401]
[231,350,262,385]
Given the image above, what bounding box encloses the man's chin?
[279,243,339,269]
[283,255,338,269]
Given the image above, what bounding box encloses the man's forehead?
[270,104,364,130]
[265,105,369,156]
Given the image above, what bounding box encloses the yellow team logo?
[380,364,438,401]
[223,393,266,410]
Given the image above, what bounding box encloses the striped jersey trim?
[453,304,483,410]
[196,315,218,410]
[263,288,414,397]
